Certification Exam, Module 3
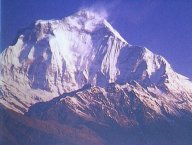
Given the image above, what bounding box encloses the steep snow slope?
[0,9,192,114]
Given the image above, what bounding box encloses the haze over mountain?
[0,10,192,145]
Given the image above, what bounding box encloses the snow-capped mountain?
[0,10,127,113]
[0,9,192,116]
[1,9,192,145]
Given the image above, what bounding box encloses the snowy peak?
[1,9,192,145]
[32,9,127,43]
[0,10,129,112]
[0,10,192,113]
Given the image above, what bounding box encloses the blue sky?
[1,0,192,79]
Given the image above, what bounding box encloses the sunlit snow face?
[33,9,109,66]
[54,29,71,52]
[50,25,92,65]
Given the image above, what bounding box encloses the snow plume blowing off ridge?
[79,4,109,20]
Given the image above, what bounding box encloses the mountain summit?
[0,9,192,115]
[1,9,192,145]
